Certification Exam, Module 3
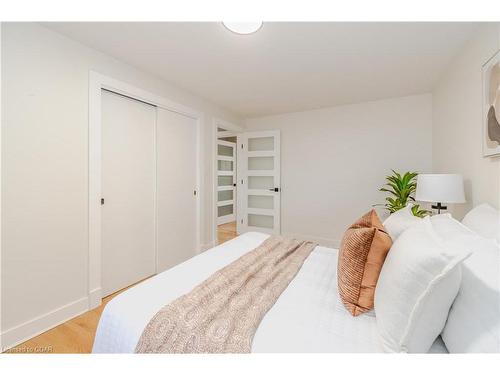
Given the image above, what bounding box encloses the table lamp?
[415,174,466,214]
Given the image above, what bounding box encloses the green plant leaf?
[411,204,431,218]
[377,169,424,216]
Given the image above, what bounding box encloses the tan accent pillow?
[338,209,392,316]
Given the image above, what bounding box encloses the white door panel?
[101,90,156,296]
[217,140,236,225]
[156,108,198,273]
[238,130,281,235]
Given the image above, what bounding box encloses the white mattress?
[92,232,448,353]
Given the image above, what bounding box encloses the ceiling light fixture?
[222,22,263,35]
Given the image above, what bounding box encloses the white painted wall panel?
[0,22,240,346]
[245,94,433,246]
[432,24,500,218]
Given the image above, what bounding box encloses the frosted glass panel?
[218,144,233,157]
[248,156,273,170]
[218,160,233,171]
[218,176,233,186]
[218,205,233,217]
[248,214,273,229]
[248,195,273,209]
[248,176,273,189]
[248,137,274,151]
[218,190,233,201]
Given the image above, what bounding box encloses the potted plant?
[377,170,429,217]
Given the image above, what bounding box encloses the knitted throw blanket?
[135,236,316,353]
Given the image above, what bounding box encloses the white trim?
[247,189,274,196]
[217,199,235,207]
[246,170,274,176]
[89,71,203,309]
[212,119,243,245]
[217,139,237,147]
[217,170,234,177]
[247,150,275,157]
[218,214,236,225]
[200,242,216,252]
[0,21,3,352]
[217,130,240,138]
[153,112,158,275]
[88,287,102,311]
[247,207,274,216]
[0,296,89,351]
[215,118,241,132]
[217,155,234,162]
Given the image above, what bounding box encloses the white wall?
[3,21,497,351]
[0,22,241,347]
[432,23,500,218]
[244,94,433,246]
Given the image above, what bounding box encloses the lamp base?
[431,202,447,214]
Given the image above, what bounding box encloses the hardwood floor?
[217,221,237,244]
[6,227,238,354]
[5,279,147,354]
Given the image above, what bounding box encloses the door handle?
[269,187,280,192]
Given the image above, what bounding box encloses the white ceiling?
[44,22,480,118]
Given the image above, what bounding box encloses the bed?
[92,232,448,353]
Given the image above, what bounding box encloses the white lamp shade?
[416,174,466,204]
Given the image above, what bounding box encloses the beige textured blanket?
[135,236,316,353]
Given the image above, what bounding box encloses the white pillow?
[431,214,500,353]
[462,203,500,244]
[431,213,476,239]
[374,217,471,353]
[382,204,422,241]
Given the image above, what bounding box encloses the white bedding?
[92,232,447,353]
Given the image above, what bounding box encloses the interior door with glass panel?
[217,140,236,225]
[238,130,280,234]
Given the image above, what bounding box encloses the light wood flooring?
[6,225,238,354]
[5,279,147,354]
[217,221,238,244]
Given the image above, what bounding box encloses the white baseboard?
[0,233,337,351]
[200,241,216,252]
[283,232,341,248]
[88,287,102,310]
[0,296,89,351]
[217,214,235,225]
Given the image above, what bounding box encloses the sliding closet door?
[101,90,156,297]
[156,108,198,273]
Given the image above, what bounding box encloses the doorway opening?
[212,121,282,247]
[213,120,242,245]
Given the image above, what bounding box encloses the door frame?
[212,119,243,246]
[89,71,202,309]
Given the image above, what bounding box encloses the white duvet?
[92,232,447,353]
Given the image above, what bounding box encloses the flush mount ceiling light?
[222,22,263,35]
